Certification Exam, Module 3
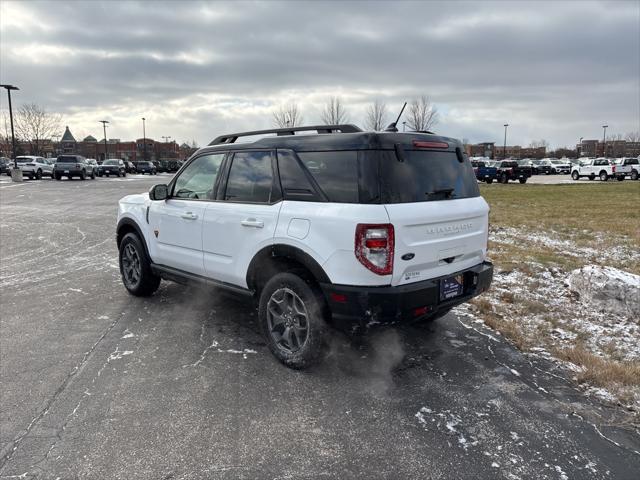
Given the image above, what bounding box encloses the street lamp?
[577,136,583,160]
[99,120,109,160]
[602,125,608,158]
[142,117,147,161]
[1,84,19,168]
[503,124,509,160]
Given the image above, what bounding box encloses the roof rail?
[209,124,362,146]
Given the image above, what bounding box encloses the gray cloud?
[1,0,638,148]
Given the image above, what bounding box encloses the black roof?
[198,127,460,155]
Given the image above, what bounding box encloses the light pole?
[503,124,509,160]
[577,136,583,160]
[1,84,19,168]
[99,120,109,160]
[602,125,608,158]
[142,117,147,161]
[402,121,407,132]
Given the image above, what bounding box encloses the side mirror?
[149,184,169,201]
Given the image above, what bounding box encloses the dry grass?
[553,344,640,388]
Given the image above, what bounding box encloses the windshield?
[103,160,118,165]
[57,156,78,163]
[16,157,32,163]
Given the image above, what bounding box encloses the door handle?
[181,212,198,220]
[241,218,264,228]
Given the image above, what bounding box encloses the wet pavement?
[1,175,639,479]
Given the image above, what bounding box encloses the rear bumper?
[320,261,493,328]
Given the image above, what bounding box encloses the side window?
[277,150,321,201]
[297,151,359,203]
[224,151,273,203]
[172,153,224,200]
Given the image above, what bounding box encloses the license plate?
[64,170,69,173]
[440,274,464,301]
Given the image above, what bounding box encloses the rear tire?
[55,173,61,181]
[119,232,161,296]
[486,178,493,184]
[589,174,595,181]
[519,178,527,184]
[35,169,42,180]
[80,170,86,180]
[499,173,508,184]
[258,272,328,369]
[90,170,96,179]
[617,176,624,181]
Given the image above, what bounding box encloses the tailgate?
[385,197,489,287]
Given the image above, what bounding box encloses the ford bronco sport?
[116,125,493,368]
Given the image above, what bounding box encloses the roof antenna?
[384,102,407,132]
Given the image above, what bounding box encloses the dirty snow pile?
[455,229,640,411]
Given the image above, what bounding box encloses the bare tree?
[624,131,640,142]
[272,102,304,128]
[364,99,389,131]
[405,96,439,131]
[608,133,624,141]
[320,96,349,125]
[529,139,549,149]
[14,103,62,156]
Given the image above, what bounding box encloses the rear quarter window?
[296,151,360,203]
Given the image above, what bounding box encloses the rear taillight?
[413,140,449,149]
[355,224,394,275]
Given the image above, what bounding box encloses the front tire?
[486,178,493,184]
[519,178,527,184]
[571,171,579,180]
[35,169,42,180]
[258,272,328,369]
[119,232,160,296]
[80,170,86,180]
[617,176,624,181]
[631,170,639,181]
[90,170,96,179]
[499,173,508,184]
[599,171,608,182]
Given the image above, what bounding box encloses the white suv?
[16,156,54,179]
[116,125,493,368]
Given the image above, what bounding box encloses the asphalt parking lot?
[1,175,639,479]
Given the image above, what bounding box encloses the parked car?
[534,159,555,175]
[517,159,538,175]
[98,159,127,177]
[125,161,137,174]
[550,159,571,174]
[53,154,96,180]
[0,157,12,175]
[116,125,493,368]
[15,156,54,179]
[136,161,157,175]
[86,158,99,172]
[471,160,497,184]
[493,160,532,183]
[614,157,639,180]
[571,158,628,181]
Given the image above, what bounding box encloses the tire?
[258,272,328,369]
[631,170,638,181]
[519,178,527,184]
[599,171,608,182]
[80,170,86,180]
[35,169,42,180]
[499,173,509,184]
[589,174,595,181]
[486,178,493,184]
[55,173,61,181]
[122,171,126,177]
[571,171,579,180]
[617,176,624,182]
[90,170,96,179]
[119,232,161,296]
[551,169,556,175]
[117,172,121,177]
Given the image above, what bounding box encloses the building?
[466,142,545,160]
[60,126,77,154]
[468,142,495,159]
[577,139,640,158]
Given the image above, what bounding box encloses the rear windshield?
[57,156,78,163]
[471,161,486,167]
[502,161,519,168]
[379,150,480,203]
[103,160,118,165]
[16,158,31,163]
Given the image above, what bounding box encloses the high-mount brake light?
[355,224,394,276]
[413,140,449,149]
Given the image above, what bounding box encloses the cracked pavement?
[1,175,639,479]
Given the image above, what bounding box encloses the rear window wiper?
[425,188,455,199]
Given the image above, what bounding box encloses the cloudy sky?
[1,0,638,148]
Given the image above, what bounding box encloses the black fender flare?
[116,217,150,259]
[246,244,331,292]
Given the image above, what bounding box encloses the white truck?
[571,158,629,181]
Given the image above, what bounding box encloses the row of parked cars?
[0,155,163,180]
[471,156,640,184]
